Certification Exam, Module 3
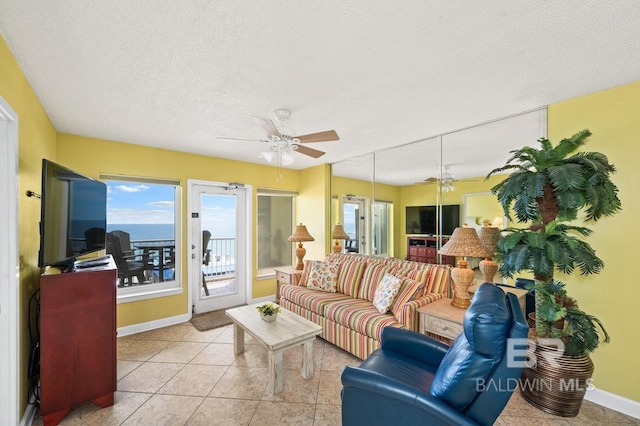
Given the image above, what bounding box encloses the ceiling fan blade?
[295,144,326,158]
[422,177,438,184]
[252,116,280,138]
[295,130,339,143]
[217,136,263,142]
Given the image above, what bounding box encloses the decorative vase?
[521,340,594,417]
[261,313,277,322]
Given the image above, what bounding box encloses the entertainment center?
[405,204,460,266]
[407,236,456,266]
[40,258,117,426]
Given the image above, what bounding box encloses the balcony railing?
[74,236,236,284]
[203,237,236,277]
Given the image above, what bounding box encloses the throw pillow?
[372,273,402,314]
[298,260,313,286]
[306,260,340,292]
[390,277,424,318]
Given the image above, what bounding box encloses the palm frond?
[548,163,586,191]
[553,129,592,159]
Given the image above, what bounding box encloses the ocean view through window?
[102,176,182,300]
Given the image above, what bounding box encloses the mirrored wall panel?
[331,108,547,263]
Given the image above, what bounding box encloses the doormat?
[190,305,245,332]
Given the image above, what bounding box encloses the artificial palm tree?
[486,129,620,355]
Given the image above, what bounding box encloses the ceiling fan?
[218,109,339,165]
[415,165,477,192]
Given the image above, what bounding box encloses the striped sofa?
[279,253,452,359]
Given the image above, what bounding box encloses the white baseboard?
[116,298,274,338]
[250,295,276,304]
[117,313,191,337]
[585,388,640,419]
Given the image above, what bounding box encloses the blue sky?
[107,181,237,238]
[107,181,175,224]
[201,193,236,238]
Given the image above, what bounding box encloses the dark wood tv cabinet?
[40,256,117,426]
[407,236,456,266]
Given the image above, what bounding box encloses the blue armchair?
[341,283,529,426]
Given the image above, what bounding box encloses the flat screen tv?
[406,204,460,236]
[38,159,108,267]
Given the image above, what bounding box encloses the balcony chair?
[111,230,135,258]
[345,239,358,253]
[202,230,212,296]
[106,232,146,286]
[341,283,529,426]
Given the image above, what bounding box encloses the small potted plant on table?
[256,303,281,322]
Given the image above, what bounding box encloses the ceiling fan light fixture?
[259,150,275,163]
[281,151,294,166]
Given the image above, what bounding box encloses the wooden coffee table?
[225,303,323,394]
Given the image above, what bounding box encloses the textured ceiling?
[1,1,639,184]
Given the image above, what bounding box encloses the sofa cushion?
[424,265,452,297]
[337,259,366,297]
[307,260,340,292]
[280,285,352,315]
[372,273,402,314]
[324,298,402,340]
[400,264,434,285]
[394,260,432,278]
[357,263,398,302]
[390,277,424,317]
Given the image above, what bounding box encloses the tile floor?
[33,321,639,425]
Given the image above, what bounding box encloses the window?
[101,175,182,302]
[257,190,295,275]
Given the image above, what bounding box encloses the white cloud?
[148,201,174,208]
[114,184,150,193]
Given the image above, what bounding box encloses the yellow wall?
[1,35,58,419]
[55,134,303,323]
[297,164,331,258]
[548,80,640,402]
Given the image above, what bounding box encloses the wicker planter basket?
[521,341,594,417]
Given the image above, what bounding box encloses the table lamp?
[478,226,500,283]
[331,224,350,253]
[288,223,315,270]
[438,227,491,308]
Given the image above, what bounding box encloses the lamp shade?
[478,226,500,254]
[438,227,491,258]
[331,224,350,240]
[260,151,274,163]
[288,223,315,242]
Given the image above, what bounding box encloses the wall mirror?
[331,108,547,264]
[331,153,374,255]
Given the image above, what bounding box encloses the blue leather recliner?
[341,283,529,426]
